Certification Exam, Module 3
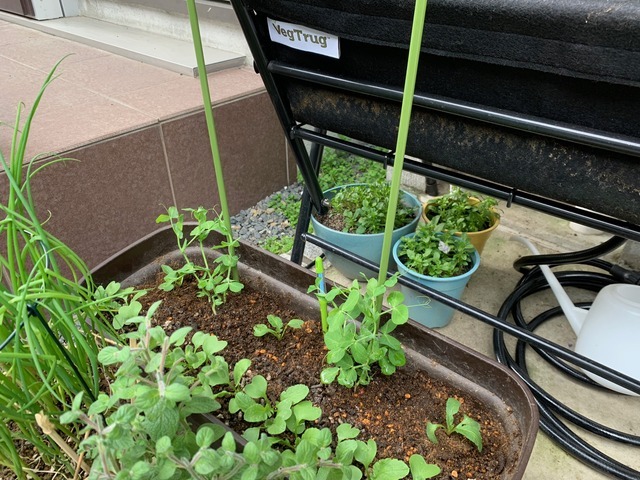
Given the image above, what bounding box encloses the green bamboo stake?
[186,0,238,281]
[377,0,429,295]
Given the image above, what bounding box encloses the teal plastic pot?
[392,233,481,328]
[311,184,421,279]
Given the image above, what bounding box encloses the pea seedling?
[426,397,483,452]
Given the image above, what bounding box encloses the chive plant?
[0,59,136,479]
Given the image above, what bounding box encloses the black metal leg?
[426,176,438,196]
[291,136,325,264]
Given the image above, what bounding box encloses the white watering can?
[514,237,640,396]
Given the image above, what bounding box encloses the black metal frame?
[229,0,640,395]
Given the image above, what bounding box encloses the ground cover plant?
[61,289,444,480]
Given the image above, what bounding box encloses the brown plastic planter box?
[90,225,538,478]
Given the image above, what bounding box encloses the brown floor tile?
[57,54,183,96]
[15,95,157,160]
[0,22,44,45]
[0,32,110,71]
[115,67,265,121]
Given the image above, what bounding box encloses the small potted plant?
[392,220,480,328]
[311,182,421,278]
[422,187,500,254]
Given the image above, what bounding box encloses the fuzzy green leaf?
[281,384,309,404]
[87,394,110,416]
[155,436,172,455]
[354,439,376,468]
[445,397,461,432]
[98,346,131,365]
[244,375,267,399]
[196,426,216,448]
[168,326,192,346]
[292,401,322,423]
[336,423,360,441]
[143,399,179,441]
[164,383,190,403]
[233,359,251,386]
[287,319,304,329]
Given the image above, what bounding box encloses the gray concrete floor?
[318,189,640,479]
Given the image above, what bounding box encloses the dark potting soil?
[139,273,518,480]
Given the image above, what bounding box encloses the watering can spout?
[511,236,588,334]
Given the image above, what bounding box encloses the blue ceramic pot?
[311,184,421,279]
[392,233,480,328]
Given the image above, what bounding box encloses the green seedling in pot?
[156,206,243,313]
[424,187,499,233]
[397,221,475,278]
[326,182,418,235]
[253,314,304,340]
[426,397,483,452]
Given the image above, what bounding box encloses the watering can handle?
[511,236,587,333]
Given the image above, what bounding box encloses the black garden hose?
[493,235,640,479]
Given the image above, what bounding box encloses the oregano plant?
[156,206,243,313]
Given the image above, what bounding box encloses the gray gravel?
[230,183,304,247]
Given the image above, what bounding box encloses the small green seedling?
[253,314,304,340]
[156,206,243,313]
[426,397,483,452]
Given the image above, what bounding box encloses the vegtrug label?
[268,18,340,58]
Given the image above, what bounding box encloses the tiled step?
[0,12,245,76]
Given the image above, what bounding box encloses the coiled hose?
[493,236,640,479]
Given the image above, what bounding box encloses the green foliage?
[316,148,386,191]
[397,222,475,278]
[426,397,483,452]
[262,235,294,255]
[230,380,322,437]
[61,300,239,479]
[253,314,304,341]
[266,146,386,237]
[62,301,434,479]
[424,187,499,233]
[0,58,143,478]
[328,183,417,235]
[309,275,408,388]
[156,206,243,313]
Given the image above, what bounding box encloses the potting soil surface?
[138,272,521,480]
